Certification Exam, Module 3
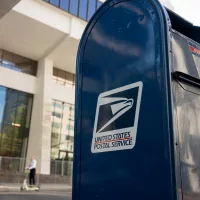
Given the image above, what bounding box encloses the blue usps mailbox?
[73,0,200,199]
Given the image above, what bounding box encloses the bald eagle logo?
[92,81,143,153]
[97,98,134,133]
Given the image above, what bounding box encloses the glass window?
[51,132,60,159]
[57,69,66,85]
[52,100,62,134]
[52,111,62,118]
[65,72,74,87]
[66,125,74,131]
[13,54,25,73]
[30,61,37,76]
[50,0,59,6]
[15,94,27,127]
[54,102,62,109]
[53,67,75,88]
[2,51,14,69]
[60,0,69,11]
[51,132,60,148]
[73,75,76,85]
[87,0,96,20]
[66,135,74,141]
[53,68,58,83]
[0,86,33,158]
[51,100,74,160]
[0,86,6,126]
[25,96,32,129]
[0,50,3,62]
[10,126,23,157]
[0,123,13,156]
[21,136,28,158]
[0,50,37,76]
[79,0,88,20]
[12,55,23,72]
[52,122,61,128]
[69,0,78,16]
[4,89,18,124]
[54,101,63,110]
[43,0,101,22]
[13,55,37,76]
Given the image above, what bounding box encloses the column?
[26,58,53,175]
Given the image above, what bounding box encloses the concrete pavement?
[0,183,72,192]
[0,192,71,200]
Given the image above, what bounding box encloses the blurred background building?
[0,0,103,175]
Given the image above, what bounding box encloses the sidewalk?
[0,183,72,192]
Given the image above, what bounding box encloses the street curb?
[0,186,72,192]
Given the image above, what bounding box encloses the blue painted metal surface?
[73,0,176,199]
[73,0,200,199]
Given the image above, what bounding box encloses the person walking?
[27,156,37,186]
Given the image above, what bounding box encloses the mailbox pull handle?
[172,71,200,89]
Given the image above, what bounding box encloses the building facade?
[0,0,102,175]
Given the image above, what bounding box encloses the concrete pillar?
[26,58,53,175]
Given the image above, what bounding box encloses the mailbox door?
[73,1,176,200]
[172,31,200,200]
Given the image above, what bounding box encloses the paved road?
[0,191,71,200]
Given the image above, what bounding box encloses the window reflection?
[79,0,87,20]
[69,0,79,16]
[60,0,69,12]
[1,50,14,69]
[88,0,96,20]
[0,123,13,157]
[58,69,66,85]
[51,100,74,161]
[0,50,38,76]
[50,0,59,6]
[15,94,27,126]
[53,67,75,88]
[11,126,22,157]
[0,87,6,125]
[0,86,33,158]
[43,0,103,21]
